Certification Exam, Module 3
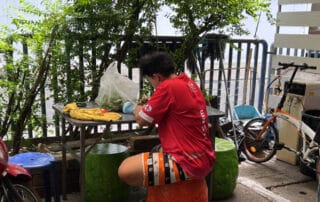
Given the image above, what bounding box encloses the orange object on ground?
[146,179,208,202]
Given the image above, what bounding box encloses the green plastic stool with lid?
[210,137,239,200]
[85,143,130,202]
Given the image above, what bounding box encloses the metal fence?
[127,37,270,114]
[203,39,269,114]
[1,36,270,139]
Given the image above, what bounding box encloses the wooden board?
[274,34,320,50]
[277,11,320,27]
[279,0,319,4]
[128,135,160,154]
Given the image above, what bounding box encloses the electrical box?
[284,81,320,108]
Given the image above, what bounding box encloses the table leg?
[80,126,86,202]
[61,118,67,200]
[43,168,51,202]
[207,117,219,201]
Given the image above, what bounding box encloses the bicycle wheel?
[242,118,279,163]
[299,147,319,179]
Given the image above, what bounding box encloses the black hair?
[139,51,175,77]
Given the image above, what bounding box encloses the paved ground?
[222,157,317,202]
[49,156,317,202]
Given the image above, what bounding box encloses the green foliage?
[62,0,161,101]
[0,0,162,152]
[166,0,272,36]
[0,0,69,152]
[163,0,272,94]
[0,0,273,153]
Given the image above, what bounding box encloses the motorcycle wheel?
[0,179,40,202]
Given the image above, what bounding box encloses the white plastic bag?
[95,61,139,111]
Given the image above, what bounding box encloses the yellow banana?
[64,103,122,121]
[62,102,78,113]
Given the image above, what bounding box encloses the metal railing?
[202,38,269,114]
[0,36,270,139]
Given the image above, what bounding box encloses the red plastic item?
[146,179,208,202]
[101,108,108,113]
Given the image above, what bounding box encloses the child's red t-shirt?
[139,73,216,179]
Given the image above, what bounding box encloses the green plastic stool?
[210,137,239,200]
[85,143,130,202]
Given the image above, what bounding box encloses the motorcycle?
[0,139,40,201]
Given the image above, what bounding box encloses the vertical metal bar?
[217,60,223,110]
[52,41,60,137]
[79,41,85,100]
[227,44,233,93]
[265,44,274,113]
[234,42,242,106]
[80,126,86,202]
[243,43,252,104]
[22,42,33,139]
[301,49,305,57]
[208,55,214,96]
[294,48,298,56]
[91,40,98,101]
[279,47,283,55]
[65,38,72,102]
[200,44,206,91]
[286,48,290,56]
[257,40,268,112]
[249,43,259,106]
[40,81,47,138]
[61,118,67,200]
[129,64,133,80]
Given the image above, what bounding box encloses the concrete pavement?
[56,156,318,202]
[222,157,317,202]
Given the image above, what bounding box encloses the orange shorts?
[142,152,191,186]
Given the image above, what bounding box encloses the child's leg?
[118,152,191,187]
[118,153,145,186]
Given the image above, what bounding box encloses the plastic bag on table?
[95,61,139,112]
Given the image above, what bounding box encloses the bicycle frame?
[267,108,317,160]
[257,62,318,161]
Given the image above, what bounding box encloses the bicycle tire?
[300,157,316,179]
[242,118,279,163]
[299,147,319,179]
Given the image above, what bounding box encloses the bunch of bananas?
[63,102,121,122]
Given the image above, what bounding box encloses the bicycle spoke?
[242,118,279,163]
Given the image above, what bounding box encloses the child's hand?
[137,95,149,105]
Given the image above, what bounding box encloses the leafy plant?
[0,0,273,153]
[0,0,69,153]
[164,0,273,93]
[65,0,161,99]
[0,0,161,152]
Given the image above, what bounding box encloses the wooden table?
[53,102,225,202]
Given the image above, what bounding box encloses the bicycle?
[241,62,320,175]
